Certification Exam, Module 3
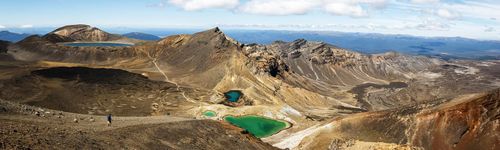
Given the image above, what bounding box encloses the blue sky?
[0,0,499,40]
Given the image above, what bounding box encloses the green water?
[203,110,217,117]
[63,42,133,47]
[224,90,242,102]
[224,115,289,138]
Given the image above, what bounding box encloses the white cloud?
[411,0,440,4]
[161,0,390,17]
[435,8,460,20]
[163,0,499,39]
[441,1,500,21]
[168,0,239,11]
[238,0,316,15]
[353,0,389,8]
[218,20,450,31]
[237,0,388,17]
[484,27,495,32]
[19,24,33,28]
[415,19,450,31]
[323,2,367,17]
[0,25,5,29]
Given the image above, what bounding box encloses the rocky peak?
[212,27,221,32]
[189,27,241,49]
[157,34,191,47]
[289,39,308,49]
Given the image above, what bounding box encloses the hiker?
[107,114,112,126]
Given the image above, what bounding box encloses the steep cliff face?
[410,89,500,150]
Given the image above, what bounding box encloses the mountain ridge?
[0,30,31,42]
[122,32,161,41]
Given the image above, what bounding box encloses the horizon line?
[2,24,500,42]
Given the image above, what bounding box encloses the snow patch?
[454,66,479,75]
[280,105,302,117]
[273,123,333,149]
[421,72,443,79]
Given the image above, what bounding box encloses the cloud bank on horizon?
[158,0,500,40]
[0,0,499,40]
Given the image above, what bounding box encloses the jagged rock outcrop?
[245,39,440,87]
[242,44,289,78]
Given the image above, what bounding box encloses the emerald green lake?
[203,110,216,117]
[224,115,289,138]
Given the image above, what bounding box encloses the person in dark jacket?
[107,114,112,126]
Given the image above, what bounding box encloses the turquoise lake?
[224,90,242,102]
[202,110,217,117]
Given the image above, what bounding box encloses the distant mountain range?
[221,30,500,60]
[122,32,161,41]
[0,31,31,42]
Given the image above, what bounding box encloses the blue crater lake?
[63,42,133,47]
[224,90,242,102]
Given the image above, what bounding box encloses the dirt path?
[143,49,196,104]
[0,114,193,132]
[0,98,194,132]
